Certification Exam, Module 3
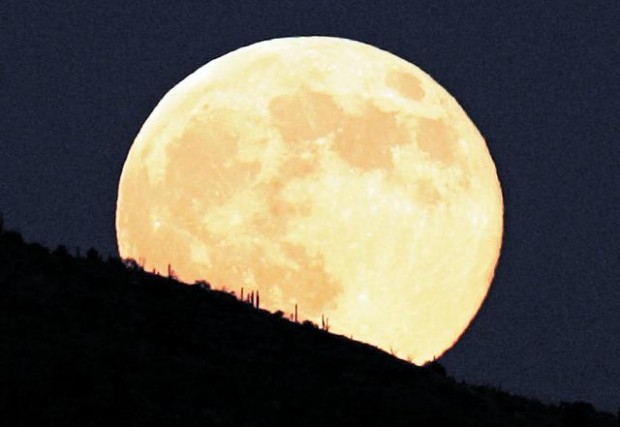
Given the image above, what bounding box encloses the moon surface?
[116,36,503,364]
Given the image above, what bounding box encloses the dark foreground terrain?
[0,222,617,426]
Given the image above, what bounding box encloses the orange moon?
[116,37,503,364]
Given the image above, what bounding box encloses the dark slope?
[0,225,617,426]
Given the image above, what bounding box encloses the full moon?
[116,37,503,364]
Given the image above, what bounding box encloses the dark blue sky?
[1,1,618,412]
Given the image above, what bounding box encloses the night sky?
[1,1,618,412]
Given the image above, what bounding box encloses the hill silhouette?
[0,220,617,426]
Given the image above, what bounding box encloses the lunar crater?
[385,69,426,101]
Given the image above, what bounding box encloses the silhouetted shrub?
[86,248,101,262]
[123,258,143,271]
[3,230,24,247]
[106,255,125,270]
[272,310,284,318]
[302,320,318,329]
[27,242,49,258]
[424,359,447,377]
[53,245,69,257]
[560,401,595,426]
[194,280,211,290]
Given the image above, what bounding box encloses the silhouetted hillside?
[0,222,617,426]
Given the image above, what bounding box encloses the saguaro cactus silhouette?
[321,315,330,332]
[167,264,177,280]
